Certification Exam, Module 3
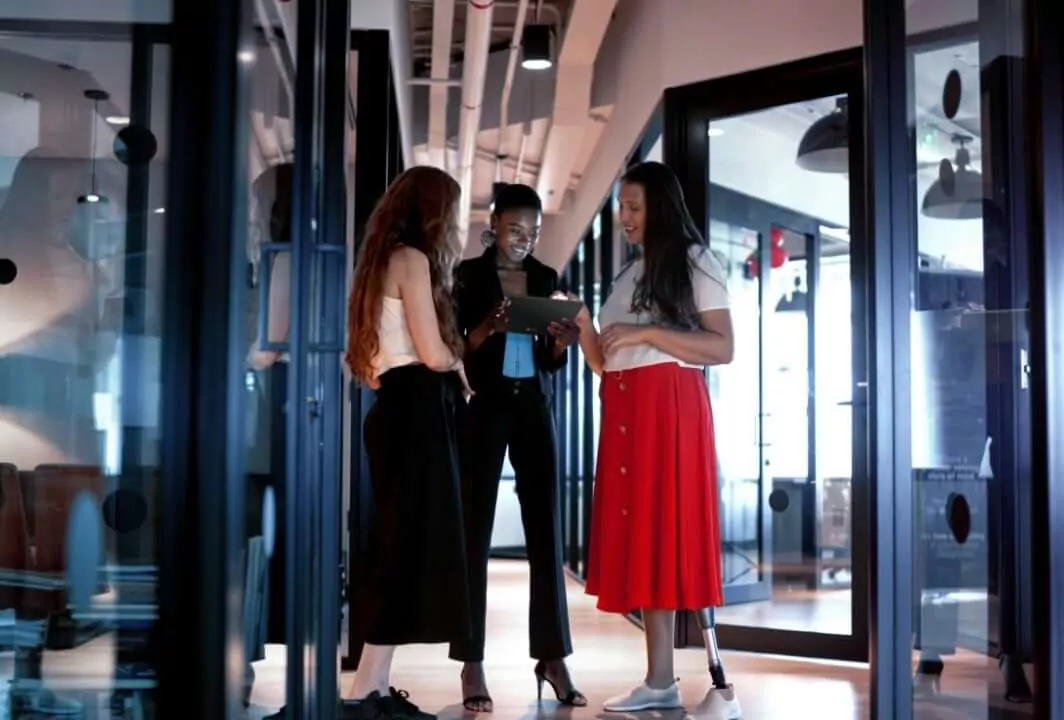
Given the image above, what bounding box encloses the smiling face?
[492,207,542,264]
[618,181,646,245]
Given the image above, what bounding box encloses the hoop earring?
[480,229,497,248]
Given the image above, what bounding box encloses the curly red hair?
[346,166,464,384]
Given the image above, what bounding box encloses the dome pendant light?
[521,24,554,71]
[77,89,110,205]
[921,135,983,220]
[796,97,849,174]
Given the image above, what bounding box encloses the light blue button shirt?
[502,333,536,379]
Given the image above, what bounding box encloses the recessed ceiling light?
[521,58,553,71]
[106,115,131,126]
[154,207,166,215]
[707,126,724,137]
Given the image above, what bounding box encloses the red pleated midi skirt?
[585,362,724,614]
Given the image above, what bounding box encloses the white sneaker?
[691,685,741,719]
[603,681,683,712]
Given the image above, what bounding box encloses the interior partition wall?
[863,0,1058,715]
[662,5,1064,711]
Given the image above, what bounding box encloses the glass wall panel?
[902,1,1035,715]
[242,3,298,714]
[705,99,857,638]
[0,9,171,717]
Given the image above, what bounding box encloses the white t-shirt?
[598,245,730,372]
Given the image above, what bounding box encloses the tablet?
[504,296,583,334]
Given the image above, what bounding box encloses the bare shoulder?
[390,245,431,280]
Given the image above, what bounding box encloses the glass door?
[241,0,349,716]
[664,51,868,661]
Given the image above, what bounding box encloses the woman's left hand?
[600,323,647,355]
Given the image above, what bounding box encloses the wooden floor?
[249,561,870,718]
[16,559,1031,717]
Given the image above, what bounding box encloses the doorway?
[664,49,869,662]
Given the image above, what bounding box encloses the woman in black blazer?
[450,184,585,711]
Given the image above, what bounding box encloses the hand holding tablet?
[504,295,584,335]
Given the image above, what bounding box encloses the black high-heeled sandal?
[461,666,494,713]
[462,694,494,713]
[534,660,588,707]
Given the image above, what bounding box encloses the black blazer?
[455,245,567,397]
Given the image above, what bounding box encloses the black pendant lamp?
[921,135,982,220]
[77,89,110,205]
[521,24,554,71]
[796,97,849,173]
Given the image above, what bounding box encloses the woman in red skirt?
[573,162,737,714]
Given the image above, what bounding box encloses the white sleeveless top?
[373,296,420,376]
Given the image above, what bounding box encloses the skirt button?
[620,466,627,475]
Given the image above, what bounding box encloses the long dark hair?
[622,161,706,329]
[346,166,463,384]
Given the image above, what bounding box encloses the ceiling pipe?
[427,0,455,171]
[495,0,531,185]
[456,0,496,245]
[534,0,618,213]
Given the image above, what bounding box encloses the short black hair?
[492,183,542,215]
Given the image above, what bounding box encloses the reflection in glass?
[706,98,855,637]
[0,18,170,717]
[241,7,298,715]
[905,11,1035,715]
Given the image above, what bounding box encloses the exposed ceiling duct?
[456,0,496,244]
[535,0,618,213]
[496,0,531,183]
[426,0,455,170]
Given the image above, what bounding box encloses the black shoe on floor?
[268,694,389,720]
[379,688,435,719]
[341,691,387,719]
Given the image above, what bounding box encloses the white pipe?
[535,0,619,213]
[513,123,530,184]
[427,0,455,171]
[456,0,496,244]
[495,0,530,183]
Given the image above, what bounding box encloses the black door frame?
[1027,0,1064,717]
[343,28,404,671]
[159,1,253,717]
[662,49,869,663]
[284,0,352,715]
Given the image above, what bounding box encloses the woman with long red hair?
[344,166,474,720]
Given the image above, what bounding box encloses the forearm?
[466,323,493,353]
[578,325,606,376]
[643,326,733,366]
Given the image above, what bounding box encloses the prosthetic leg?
[693,608,742,719]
